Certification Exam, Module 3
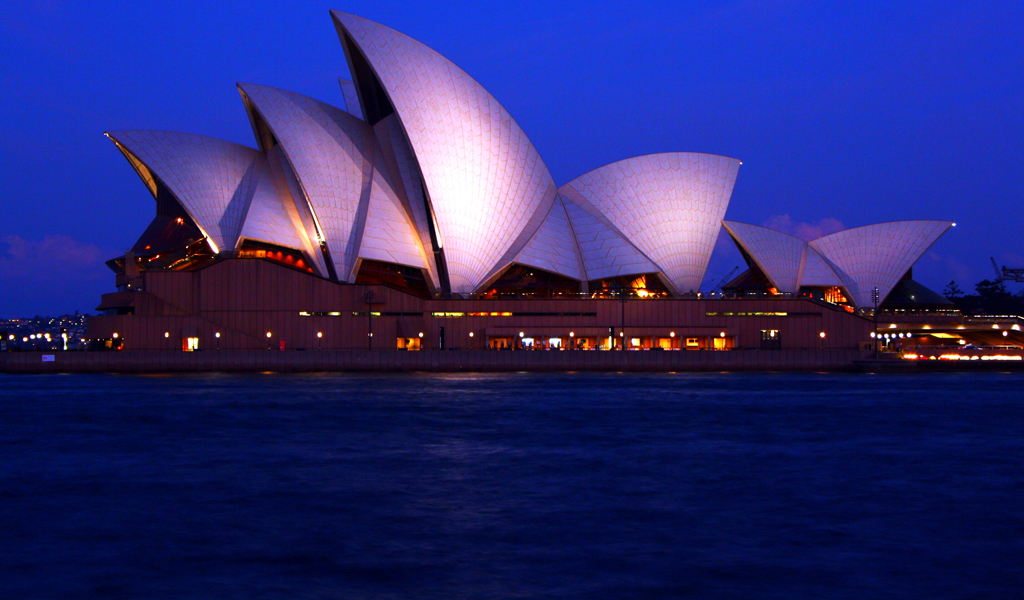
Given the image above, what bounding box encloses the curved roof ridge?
[811,219,954,242]
[562,151,742,187]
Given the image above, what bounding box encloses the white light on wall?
[215,332,221,338]
[469,332,474,337]
[164,332,169,338]
[317,332,322,338]
[266,332,272,338]
[670,332,675,338]
[819,332,826,338]
[720,332,726,338]
[418,332,424,338]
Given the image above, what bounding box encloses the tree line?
[943,280,1024,316]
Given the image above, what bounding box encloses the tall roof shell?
[372,113,442,289]
[560,153,740,293]
[561,195,658,282]
[332,11,558,295]
[809,221,952,307]
[238,83,379,281]
[722,221,806,293]
[105,130,266,254]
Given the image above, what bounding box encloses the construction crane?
[710,266,740,293]
[991,258,1024,283]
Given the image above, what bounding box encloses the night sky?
[2,1,1021,317]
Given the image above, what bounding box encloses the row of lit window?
[706,312,789,317]
[299,311,599,318]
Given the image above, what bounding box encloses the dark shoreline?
[3,349,1021,374]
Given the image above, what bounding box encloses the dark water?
[1,372,1022,599]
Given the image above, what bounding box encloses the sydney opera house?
[86,12,959,361]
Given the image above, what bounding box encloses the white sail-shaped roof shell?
[722,221,806,293]
[560,153,740,294]
[239,83,375,280]
[333,11,558,295]
[372,113,442,289]
[560,195,658,282]
[809,221,952,308]
[799,247,842,288]
[239,83,430,282]
[357,165,430,273]
[105,130,266,254]
[237,145,321,264]
[511,196,585,282]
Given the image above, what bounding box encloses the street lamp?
[871,286,880,357]
[317,331,322,350]
[819,331,826,350]
[266,331,272,350]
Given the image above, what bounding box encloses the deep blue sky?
[2,1,1022,317]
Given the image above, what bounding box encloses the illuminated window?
[397,337,421,351]
[686,337,700,348]
[760,330,782,350]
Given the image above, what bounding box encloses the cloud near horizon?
[762,214,845,241]
[0,235,116,317]
[0,235,112,279]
